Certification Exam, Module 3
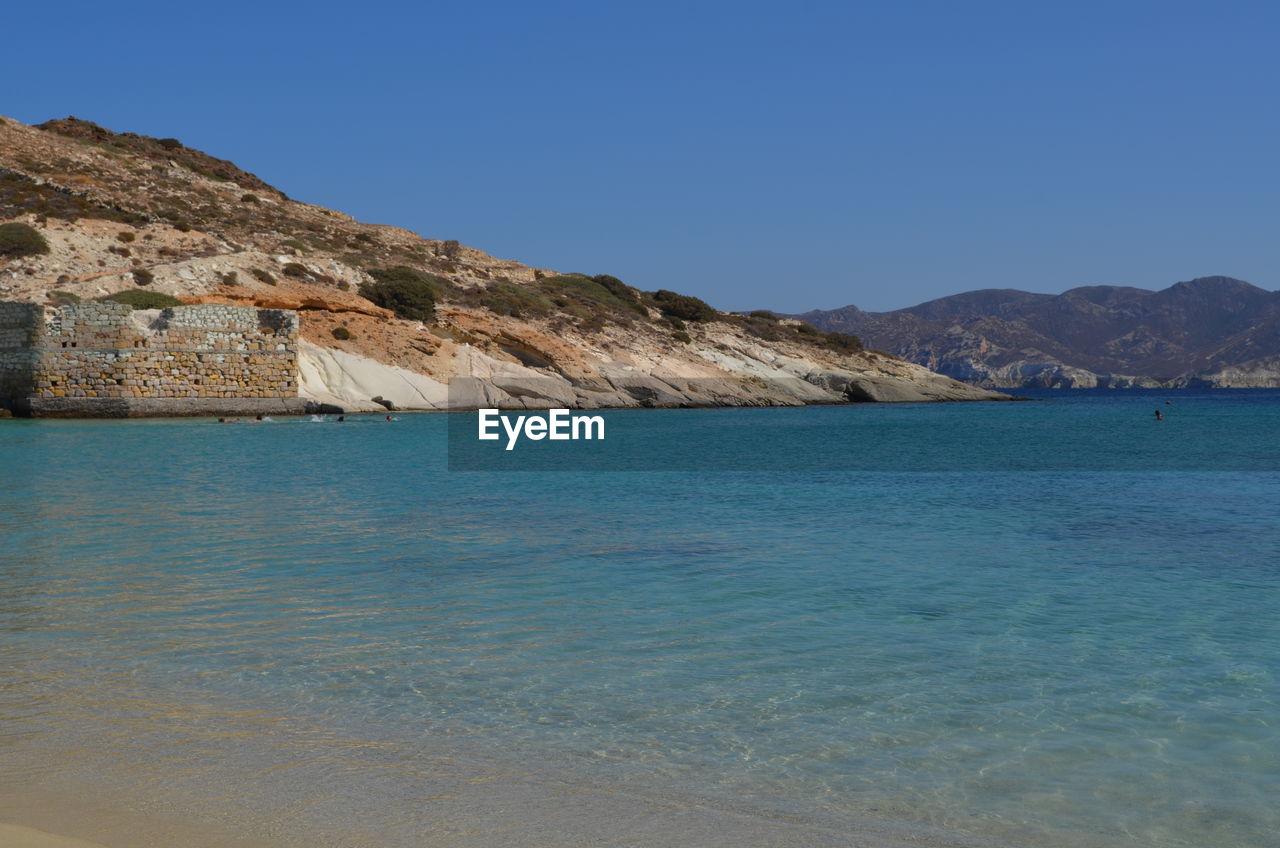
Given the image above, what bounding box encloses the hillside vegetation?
[0,113,1004,408]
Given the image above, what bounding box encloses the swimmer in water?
[337,415,345,422]
[1155,409,1163,420]
[385,415,393,421]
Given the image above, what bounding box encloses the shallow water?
[1,390,1278,847]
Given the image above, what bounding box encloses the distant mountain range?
[789,276,1280,388]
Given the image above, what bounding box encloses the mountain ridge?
[790,276,1280,388]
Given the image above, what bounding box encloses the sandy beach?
[0,824,107,848]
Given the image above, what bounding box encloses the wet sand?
[0,778,972,848]
[0,823,107,848]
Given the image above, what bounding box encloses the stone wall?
[0,301,310,417]
[0,302,41,410]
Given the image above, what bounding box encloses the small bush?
[591,274,643,306]
[157,138,182,150]
[437,239,461,260]
[220,271,238,285]
[251,267,276,286]
[282,262,309,278]
[332,326,352,340]
[282,239,307,252]
[132,268,154,286]
[48,290,81,306]
[651,289,717,322]
[172,220,191,233]
[98,290,183,309]
[539,274,647,317]
[0,222,50,257]
[672,330,692,344]
[748,309,777,320]
[666,315,686,331]
[471,280,554,318]
[360,266,446,321]
[820,330,864,353]
[241,193,259,204]
[116,231,135,243]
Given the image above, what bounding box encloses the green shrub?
[471,280,554,318]
[666,315,686,331]
[282,239,307,252]
[251,267,276,286]
[0,222,50,257]
[157,138,182,150]
[672,330,692,344]
[748,309,777,320]
[220,271,238,285]
[241,193,259,204]
[437,239,461,260]
[332,326,352,340]
[132,268,154,286]
[360,266,445,321]
[48,290,81,306]
[282,262,309,278]
[820,330,863,353]
[366,265,446,291]
[592,274,646,312]
[117,231,135,243]
[651,289,717,322]
[98,290,183,309]
[538,274,646,317]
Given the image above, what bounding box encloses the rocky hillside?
[792,277,1280,388]
[0,114,1005,410]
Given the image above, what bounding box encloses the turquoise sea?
[1,389,1278,847]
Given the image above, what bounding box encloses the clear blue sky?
[5,0,1278,311]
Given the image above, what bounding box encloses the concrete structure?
[0,301,311,417]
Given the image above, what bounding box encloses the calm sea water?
[1,389,1278,847]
